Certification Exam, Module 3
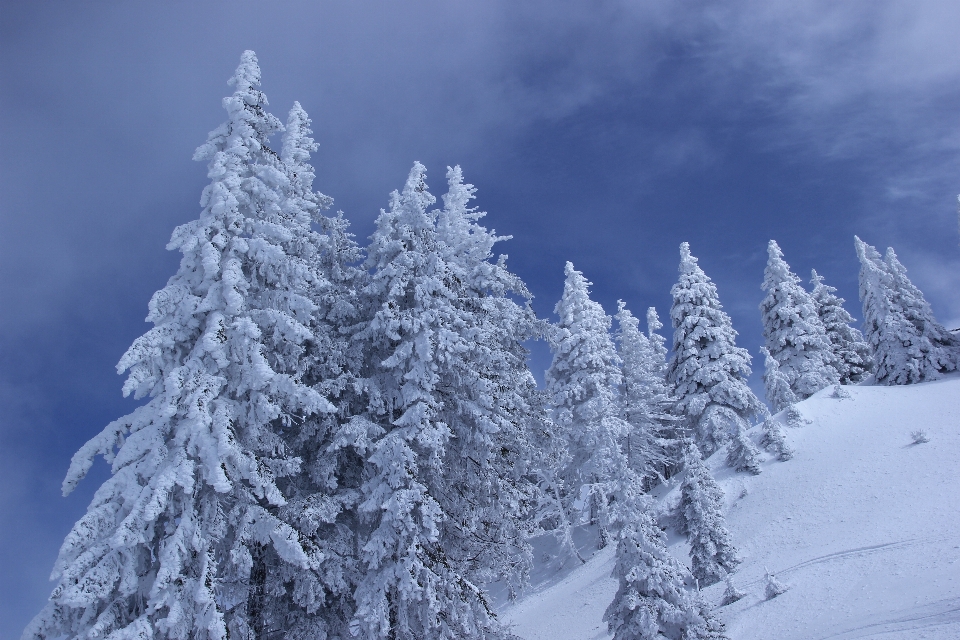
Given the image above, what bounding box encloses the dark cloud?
[3,1,959,634]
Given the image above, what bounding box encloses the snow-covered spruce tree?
[546,263,636,549]
[432,165,541,602]
[605,498,727,640]
[259,102,368,640]
[760,346,797,413]
[678,443,741,586]
[725,422,762,476]
[809,269,872,384]
[350,163,538,640]
[759,415,794,462]
[760,240,838,399]
[856,236,959,385]
[615,302,680,489]
[666,243,765,458]
[24,52,335,640]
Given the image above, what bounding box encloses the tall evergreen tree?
[615,303,679,488]
[605,498,727,640]
[760,241,839,399]
[666,243,765,458]
[25,52,334,640]
[546,263,636,548]
[678,444,741,586]
[350,163,537,640]
[260,102,367,640]
[432,165,541,602]
[809,269,872,385]
[856,236,958,385]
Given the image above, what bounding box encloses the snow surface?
[501,376,960,640]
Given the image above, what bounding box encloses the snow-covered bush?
[759,417,794,461]
[764,571,788,599]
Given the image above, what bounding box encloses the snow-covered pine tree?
[764,571,788,599]
[605,499,727,640]
[350,163,537,640]
[646,307,670,379]
[666,243,765,458]
[856,236,959,385]
[759,415,794,462]
[678,444,741,586]
[760,346,797,413]
[24,52,334,640]
[615,302,679,489]
[725,422,763,476]
[719,575,745,606]
[431,165,541,603]
[760,241,838,399]
[259,102,367,640]
[546,263,635,549]
[809,269,872,384]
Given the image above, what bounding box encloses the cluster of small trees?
[25,52,960,640]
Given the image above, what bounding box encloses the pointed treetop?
[281,101,318,166]
[193,50,282,163]
[646,306,663,337]
[441,165,475,215]
[763,239,799,289]
[810,268,824,288]
[400,160,435,212]
[855,235,883,265]
[679,241,699,273]
[229,50,266,104]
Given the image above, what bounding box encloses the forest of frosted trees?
[24,52,960,640]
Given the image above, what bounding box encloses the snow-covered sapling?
[726,422,763,475]
[759,417,794,462]
[783,405,809,428]
[830,383,851,400]
[720,574,746,606]
[911,430,930,444]
[764,570,788,599]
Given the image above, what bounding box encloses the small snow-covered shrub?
[764,571,788,599]
[720,574,746,606]
[910,430,930,444]
[830,384,851,400]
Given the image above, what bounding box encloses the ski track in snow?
[737,535,957,589]
[814,597,960,639]
[503,376,960,640]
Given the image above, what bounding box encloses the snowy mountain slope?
[500,376,960,640]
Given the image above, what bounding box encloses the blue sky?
[2,1,959,635]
